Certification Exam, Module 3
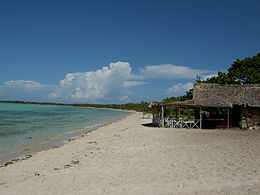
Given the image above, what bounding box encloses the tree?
[200,53,260,84]
[197,71,237,84]
[228,53,260,84]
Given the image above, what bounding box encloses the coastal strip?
[0,110,133,167]
[0,112,260,194]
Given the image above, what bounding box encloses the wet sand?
[0,112,260,194]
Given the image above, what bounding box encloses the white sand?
[0,112,260,194]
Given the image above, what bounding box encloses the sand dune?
[0,112,260,194]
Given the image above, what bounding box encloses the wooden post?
[227,108,230,128]
[161,105,164,118]
[200,107,202,129]
[161,105,164,127]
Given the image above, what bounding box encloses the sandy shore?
[0,112,260,194]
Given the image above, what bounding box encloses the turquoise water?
[0,103,130,162]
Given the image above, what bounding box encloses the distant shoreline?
[0,100,151,113]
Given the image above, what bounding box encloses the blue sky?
[0,0,259,103]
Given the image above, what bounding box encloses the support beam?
[161,105,164,127]
[200,107,202,129]
[227,108,230,128]
[161,105,164,118]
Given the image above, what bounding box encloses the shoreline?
[0,111,134,167]
[0,112,259,194]
[0,101,146,113]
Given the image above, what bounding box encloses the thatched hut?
[151,83,260,129]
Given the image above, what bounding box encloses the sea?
[0,103,131,165]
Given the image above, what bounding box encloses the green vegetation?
[161,89,194,119]
[198,53,260,84]
[228,53,260,84]
[162,89,193,103]
[162,107,195,120]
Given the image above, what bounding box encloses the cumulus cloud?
[49,61,132,103]
[0,80,55,102]
[135,64,213,80]
[0,62,216,103]
[166,82,194,96]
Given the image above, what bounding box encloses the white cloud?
[122,81,147,88]
[200,73,218,80]
[166,82,194,96]
[135,64,213,80]
[49,61,132,103]
[0,80,55,102]
[0,62,216,103]
[118,95,131,102]
[4,80,44,88]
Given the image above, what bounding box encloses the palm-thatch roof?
[154,83,260,108]
[193,83,260,107]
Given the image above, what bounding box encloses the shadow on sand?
[142,123,158,128]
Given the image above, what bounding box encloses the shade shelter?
[151,83,260,129]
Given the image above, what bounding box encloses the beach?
[0,112,260,194]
